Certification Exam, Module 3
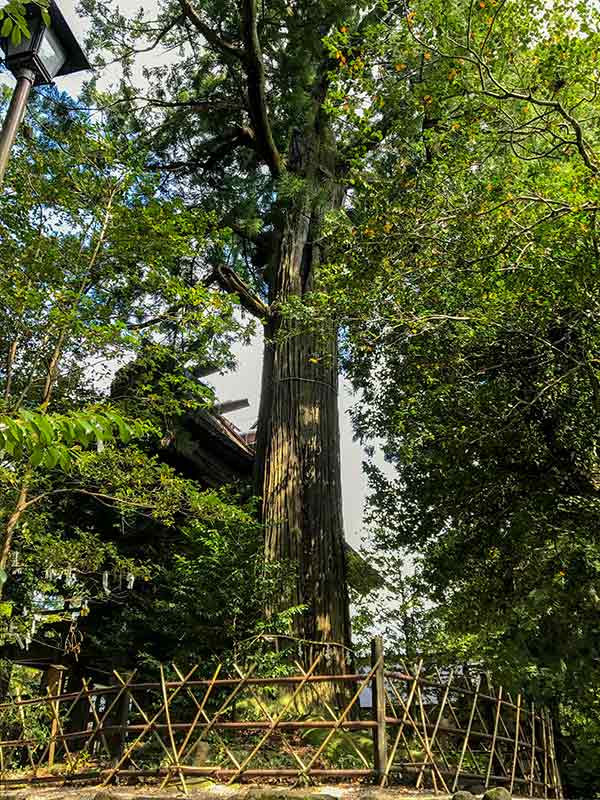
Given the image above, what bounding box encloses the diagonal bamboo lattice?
[382,660,562,798]
[0,642,563,797]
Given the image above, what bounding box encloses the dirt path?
[0,783,442,800]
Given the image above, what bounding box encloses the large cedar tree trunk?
[254,125,352,669]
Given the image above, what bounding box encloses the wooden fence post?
[485,685,503,789]
[548,714,563,799]
[371,636,387,782]
[452,674,480,792]
[542,708,549,800]
[529,700,536,798]
[509,693,522,794]
[116,685,130,762]
[44,666,64,769]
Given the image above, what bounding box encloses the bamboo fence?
[0,638,562,797]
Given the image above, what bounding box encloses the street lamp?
[0,1,90,185]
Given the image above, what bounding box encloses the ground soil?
[0,784,533,800]
[0,784,443,800]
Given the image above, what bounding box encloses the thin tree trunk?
[0,476,30,597]
[0,659,12,701]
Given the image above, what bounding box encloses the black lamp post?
[0,1,90,185]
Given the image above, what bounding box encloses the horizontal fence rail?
[0,640,562,797]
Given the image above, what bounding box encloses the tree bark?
[254,126,351,670]
[0,478,29,575]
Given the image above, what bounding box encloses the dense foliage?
[0,91,278,669]
[286,0,600,792]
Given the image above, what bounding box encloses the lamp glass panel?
[37,25,66,78]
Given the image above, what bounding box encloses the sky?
[0,0,394,548]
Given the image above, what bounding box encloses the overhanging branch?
[240,0,282,177]
[125,96,240,113]
[204,126,257,170]
[224,221,261,245]
[179,0,245,60]
[148,126,257,173]
[208,265,270,320]
[120,15,184,57]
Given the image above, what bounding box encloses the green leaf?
[57,447,71,470]
[6,419,22,446]
[44,446,60,469]
[32,416,54,446]
[30,446,44,467]
[116,418,132,444]
[0,602,12,618]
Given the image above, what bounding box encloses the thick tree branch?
[148,126,257,173]
[223,220,262,245]
[120,96,240,113]
[179,0,245,60]
[240,0,282,177]
[207,265,270,319]
[204,126,257,170]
